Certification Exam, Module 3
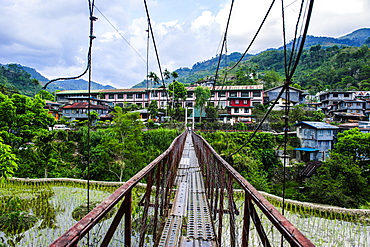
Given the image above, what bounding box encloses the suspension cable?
[213,0,235,91]
[227,0,276,73]
[143,0,167,95]
[94,5,147,64]
[228,0,314,158]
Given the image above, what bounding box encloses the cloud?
[0,0,369,89]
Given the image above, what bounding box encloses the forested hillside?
[0,64,115,97]
[133,28,370,91]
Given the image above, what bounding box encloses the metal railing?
[191,131,315,247]
[50,131,187,247]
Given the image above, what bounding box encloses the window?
[145,103,149,107]
[161,92,167,97]
[126,94,133,99]
[332,93,338,97]
[230,92,237,97]
[187,92,193,98]
[151,91,158,97]
[219,101,226,108]
[234,108,239,113]
[187,102,193,107]
[244,108,249,113]
[136,103,142,107]
[117,94,124,99]
[219,92,226,97]
[136,93,142,99]
[252,91,261,97]
[252,102,261,107]
[145,94,149,99]
[109,94,114,99]
[211,92,215,97]
[241,92,249,97]
[235,99,240,104]
[244,100,249,104]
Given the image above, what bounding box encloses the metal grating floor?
[159,134,216,247]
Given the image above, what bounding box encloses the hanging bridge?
[50,130,314,247]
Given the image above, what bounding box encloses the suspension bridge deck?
[159,133,216,246]
[50,130,314,247]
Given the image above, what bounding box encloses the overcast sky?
[1,0,369,88]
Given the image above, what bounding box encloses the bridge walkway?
[159,133,216,246]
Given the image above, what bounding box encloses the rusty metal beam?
[191,132,315,247]
[50,131,187,247]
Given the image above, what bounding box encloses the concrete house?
[264,85,307,110]
[294,121,339,161]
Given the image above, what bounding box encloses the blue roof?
[294,147,320,152]
[294,121,339,129]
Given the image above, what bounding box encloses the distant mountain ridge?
[133,28,370,88]
[18,64,115,91]
[2,28,369,92]
[282,28,370,50]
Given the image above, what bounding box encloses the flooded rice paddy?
[0,181,368,246]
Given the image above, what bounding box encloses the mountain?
[131,28,370,88]
[282,28,370,50]
[132,52,253,88]
[0,63,115,96]
[17,64,115,91]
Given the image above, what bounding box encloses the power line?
[213,0,235,89]
[143,0,168,102]
[94,5,147,64]
[227,0,276,73]
[228,0,315,158]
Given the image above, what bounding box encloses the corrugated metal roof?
[62,102,108,109]
[295,121,339,129]
[294,147,320,152]
[300,161,322,177]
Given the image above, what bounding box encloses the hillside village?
[50,84,370,163]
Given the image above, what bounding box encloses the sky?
[1,0,370,89]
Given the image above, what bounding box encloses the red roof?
[62,102,107,110]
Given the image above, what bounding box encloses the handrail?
[191,131,315,246]
[50,131,187,246]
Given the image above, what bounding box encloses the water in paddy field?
[0,184,369,246]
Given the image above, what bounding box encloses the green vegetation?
[194,86,211,122]
[0,91,180,182]
[0,64,42,96]
[305,129,370,208]
[199,131,279,192]
[200,129,370,209]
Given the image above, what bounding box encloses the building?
[328,99,367,122]
[264,85,307,110]
[55,85,264,123]
[294,121,339,161]
[61,102,110,121]
[44,100,63,120]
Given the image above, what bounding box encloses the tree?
[148,71,160,85]
[37,90,55,101]
[167,81,187,120]
[101,107,145,181]
[0,93,55,149]
[148,100,159,119]
[305,153,370,208]
[0,137,18,179]
[194,86,211,122]
[333,128,370,171]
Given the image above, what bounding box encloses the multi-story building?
[55,85,263,122]
[264,85,307,110]
[61,102,110,121]
[328,99,367,122]
[318,91,354,114]
[294,121,339,161]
